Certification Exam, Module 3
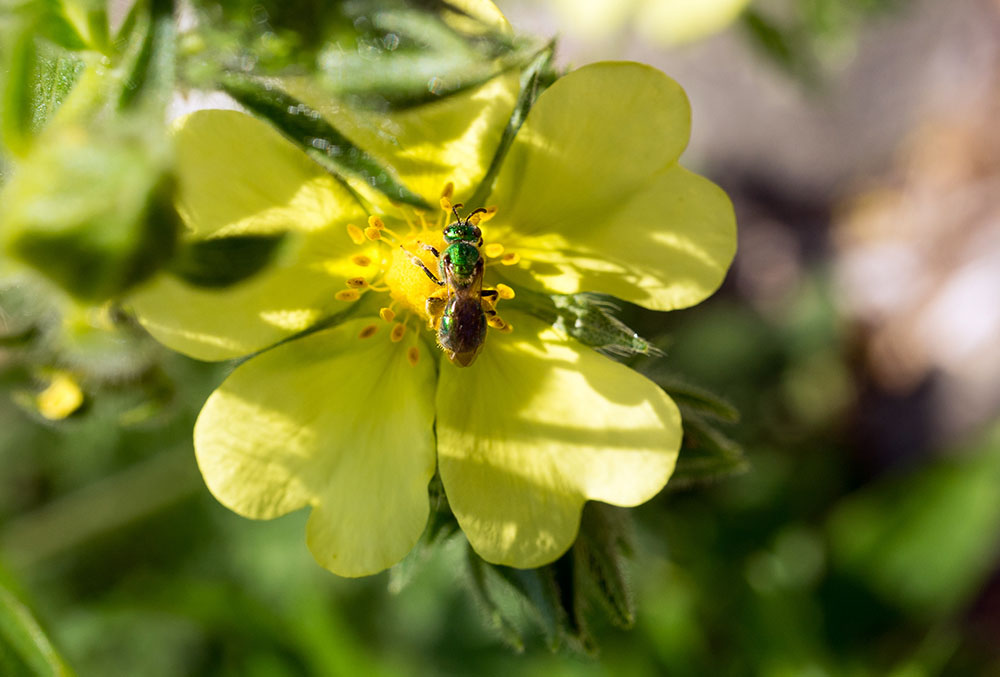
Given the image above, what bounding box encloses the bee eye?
[473,226,482,239]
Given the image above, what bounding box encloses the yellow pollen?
[368,215,385,230]
[358,324,378,339]
[347,224,365,245]
[483,243,504,258]
[36,373,84,420]
[496,283,515,300]
[335,289,361,302]
[390,322,406,342]
[501,252,521,266]
[351,254,372,267]
[364,227,382,241]
[441,182,454,200]
[383,231,446,321]
[407,347,420,366]
[379,307,396,322]
[345,277,368,289]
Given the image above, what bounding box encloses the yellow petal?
[129,110,373,361]
[443,0,512,34]
[194,319,438,577]
[296,72,520,208]
[436,312,681,568]
[634,0,752,45]
[496,164,737,310]
[488,62,691,239]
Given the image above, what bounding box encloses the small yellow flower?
[130,52,736,576]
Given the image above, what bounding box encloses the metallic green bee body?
[405,206,496,367]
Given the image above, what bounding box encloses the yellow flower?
[129,55,736,576]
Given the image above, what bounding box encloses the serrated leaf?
[0,581,74,677]
[167,234,287,288]
[219,74,430,209]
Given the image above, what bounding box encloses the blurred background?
[2,0,1000,674]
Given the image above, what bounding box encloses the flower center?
[383,230,447,322]
[331,186,518,365]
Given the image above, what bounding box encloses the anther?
[358,324,378,339]
[335,289,361,302]
[379,307,396,322]
[496,283,515,300]
[441,182,454,200]
[479,206,498,223]
[364,226,382,240]
[501,252,521,266]
[346,277,368,289]
[483,243,504,258]
[407,347,420,366]
[487,316,506,329]
[439,196,452,212]
[351,254,372,267]
[347,224,365,245]
[499,321,513,334]
[390,322,406,342]
[368,215,385,230]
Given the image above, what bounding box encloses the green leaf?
[219,74,431,209]
[653,373,740,423]
[1,122,179,302]
[464,547,525,651]
[573,503,635,629]
[0,581,74,677]
[167,234,287,288]
[492,565,566,650]
[468,42,554,208]
[118,0,176,110]
[671,410,748,488]
[1,29,37,156]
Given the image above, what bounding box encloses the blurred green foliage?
[1,0,998,674]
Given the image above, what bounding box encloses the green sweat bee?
[405,205,502,367]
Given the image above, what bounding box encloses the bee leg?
[480,289,499,301]
[403,248,444,286]
[426,289,448,329]
[419,243,440,258]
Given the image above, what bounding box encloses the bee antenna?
[451,204,463,224]
[465,208,487,225]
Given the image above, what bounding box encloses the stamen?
[441,182,454,200]
[496,283,515,300]
[335,289,361,302]
[439,196,453,212]
[499,321,513,334]
[478,206,498,223]
[407,346,420,366]
[487,316,506,330]
[351,254,372,267]
[345,277,368,289]
[368,215,385,230]
[379,307,396,322]
[483,243,504,258]
[390,322,406,342]
[501,252,521,266]
[358,324,378,339]
[347,224,365,245]
[364,226,382,241]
